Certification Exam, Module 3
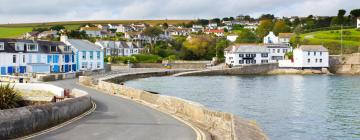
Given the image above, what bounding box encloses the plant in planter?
[0,84,22,110]
[285,52,294,62]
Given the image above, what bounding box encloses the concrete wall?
[0,90,92,139]
[8,83,65,96]
[80,72,269,140]
[175,64,278,76]
[329,53,360,74]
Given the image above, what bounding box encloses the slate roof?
[265,43,291,48]
[96,40,139,49]
[67,39,102,51]
[298,45,328,52]
[0,38,67,54]
[225,44,267,53]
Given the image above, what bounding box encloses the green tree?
[50,25,65,31]
[143,26,164,51]
[236,29,258,43]
[256,20,274,39]
[272,20,291,35]
[0,84,21,110]
[183,36,215,59]
[215,38,229,58]
[350,9,360,18]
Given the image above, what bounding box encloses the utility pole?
[341,25,343,56]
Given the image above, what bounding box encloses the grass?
[295,28,360,54]
[0,27,32,38]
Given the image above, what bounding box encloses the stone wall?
[175,64,278,76]
[80,72,269,140]
[329,53,360,74]
[131,62,208,69]
[0,90,92,139]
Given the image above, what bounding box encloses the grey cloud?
[0,0,359,23]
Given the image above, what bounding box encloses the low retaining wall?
[175,64,278,76]
[80,72,269,140]
[8,83,65,96]
[0,89,92,139]
[329,53,360,74]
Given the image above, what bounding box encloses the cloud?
[0,0,359,24]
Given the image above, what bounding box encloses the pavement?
[31,79,196,140]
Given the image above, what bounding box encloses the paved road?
[31,79,196,140]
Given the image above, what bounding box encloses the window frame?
[26,43,38,52]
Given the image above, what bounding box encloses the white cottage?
[279,45,329,69]
[266,44,292,63]
[263,32,279,44]
[224,44,269,67]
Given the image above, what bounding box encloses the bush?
[0,84,21,110]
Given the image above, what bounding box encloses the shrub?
[0,84,21,110]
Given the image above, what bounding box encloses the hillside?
[0,20,193,38]
[297,28,360,54]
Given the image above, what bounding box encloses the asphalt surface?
[31,79,196,140]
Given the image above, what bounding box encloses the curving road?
[31,79,196,140]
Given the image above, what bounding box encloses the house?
[357,17,360,28]
[166,27,191,36]
[61,36,104,71]
[226,34,238,42]
[265,44,292,63]
[192,25,204,33]
[116,24,132,33]
[279,45,329,69]
[204,29,225,37]
[0,39,75,75]
[37,30,59,39]
[80,26,102,37]
[208,23,218,29]
[21,31,40,40]
[263,32,279,44]
[278,33,294,44]
[224,44,269,67]
[95,40,141,57]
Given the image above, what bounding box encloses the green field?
[0,20,193,38]
[297,28,360,54]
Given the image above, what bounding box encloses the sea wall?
[79,72,269,140]
[112,62,208,70]
[0,89,92,139]
[175,63,278,76]
[329,53,360,74]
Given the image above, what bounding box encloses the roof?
[0,38,67,54]
[278,33,294,38]
[298,45,328,52]
[167,27,191,32]
[265,43,291,48]
[225,44,267,53]
[96,40,139,49]
[67,39,102,51]
[26,31,40,36]
[126,31,143,36]
[205,29,224,33]
[80,27,102,31]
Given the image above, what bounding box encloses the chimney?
[60,35,68,42]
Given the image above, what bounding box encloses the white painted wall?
[226,35,238,42]
[76,50,104,71]
[4,83,64,96]
[263,32,279,44]
[357,18,360,29]
[279,49,329,68]
[225,52,269,66]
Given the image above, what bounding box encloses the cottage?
[80,26,102,37]
[279,45,329,69]
[263,32,279,44]
[265,44,292,63]
[226,34,238,42]
[192,25,204,33]
[204,29,224,37]
[22,31,40,40]
[116,24,132,33]
[278,33,294,44]
[61,36,104,71]
[224,44,269,67]
[0,39,74,75]
[208,23,218,30]
[166,27,191,36]
[95,40,141,57]
[37,30,59,39]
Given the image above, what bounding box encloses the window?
[23,55,25,63]
[253,60,256,64]
[320,59,323,63]
[314,52,316,56]
[272,49,275,53]
[97,51,101,59]
[315,59,318,63]
[0,43,4,50]
[97,62,101,68]
[245,54,250,58]
[261,60,268,64]
[27,44,38,51]
[14,43,24,51]
[50,46,57,52]
[261,53,268,58]
[64,46,71,52]
[239,60,244,64]
[90,51,94,60]
[82,51,86,59]
[283,49,287,53]
[231,61,234,63]
[307,59,310,63]
[308,51,310,56]
[251,54,256,57]
[81,62,88,69]
[320,52,322,56]
[246,60,250,64]
[277,49,280,53]
[13,55,16,63]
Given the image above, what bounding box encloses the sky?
[0,0,359,24]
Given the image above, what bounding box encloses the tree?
[215,38,229,58]
[0,84,21,110]
[50,25,65,31]
[272,20,291,35]
[229,17,235,21]
[256,20,273,39]
[235,29,258,43]
[183,36,215,59]
[338,9,346,17]
[162,23,169,29]
[32,27,48,32]
[143,26,164,52]
[259,14,275,20]
[222,17,230,21]
[350,9,360,18]
[195,19,209,26]
[211,18,221,25]
[331,9,347,26]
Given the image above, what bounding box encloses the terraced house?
[95,40,141,57]
[0,39,75,75]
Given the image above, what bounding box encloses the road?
[31,79,196,140]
